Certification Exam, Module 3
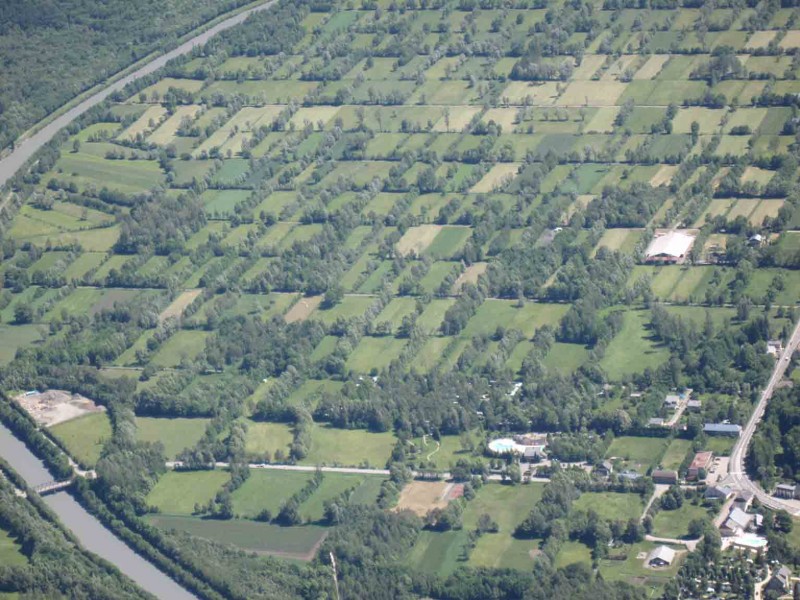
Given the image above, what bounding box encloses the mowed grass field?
[50,412,112,467]
[572,492,646,522]
[135,417,209,459]
[300,425,396,467]
[600,310,669,380]
[147,470,230,514]
[605,436,669,473]
[0,528,26,567]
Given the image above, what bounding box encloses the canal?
[0,422,197,600]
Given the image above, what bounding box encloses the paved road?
[0,0,276,189]
[644,534,698,552]
[728,315,800,516]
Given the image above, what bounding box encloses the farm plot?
[50,412,112,467]
[147,470,229,515]
[470,163,521,193]
[299,425,396,468]
[599,310,669,379]
[135,417,209,459]
[461,301,568,338]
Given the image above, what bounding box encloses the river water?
[0,423,197,600]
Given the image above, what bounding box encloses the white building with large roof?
[645,231,695,264]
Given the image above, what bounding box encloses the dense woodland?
[0,0,253,150]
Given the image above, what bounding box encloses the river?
[0,423,197,600]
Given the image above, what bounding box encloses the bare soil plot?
[633,55,670,79]
[395,480,456,516]
[159,289,203,323]
[14,390,105,427]
[396,224,443,256]
[284,295,323,323]
[452,262,488,293]
[470,163,521,193]
[649,165,678,187]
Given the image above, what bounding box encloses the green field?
[660,438,693,471]
[301,426,396,468]
[135,417,209,460]
[147,470,229,515]
[605,437,669,473]
[652,502,715,539]
[600,310,670,380]
[147,514,326,557]
[50,412,112,467]
[244,421,294,460]
[598,541,683,589]
[231,470,312,519]
[572,492,646,522]
[0,528,26,567]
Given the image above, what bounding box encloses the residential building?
[619,469,642,482]
[733,491,754,511]
[721,507,758,537]
[766,340,783,357]
[774,483,798,499]
[686,399,702,412]
[664,394,681,408]
[704,485,733,501]
[647,545,676,567]
[594,460,614,478]
[766,566,792,594]
[687,451,713,481]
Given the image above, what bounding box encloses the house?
[647,545,676,567]
[766,566,792,594]
[648,417,666,428]
[687,451,714,481]
[664,394,681,408]
[733,491,754,511]
[594,460,614,478]
[704,485,733,501]
[774,483,798,499]
[686,399,702,412]
[652,469,679,485]
[767,340,783,357]
[704,423,742,437]
[645,231,695,264]
[748,233,764,247]
[721,507,757,536]
[522,446,545,463]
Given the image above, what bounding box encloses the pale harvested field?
[672,108,725,134]
[750,199,785,225]
[470,163,521,193]
[585,106,620,133]
[746,30,777,49]
[15,390,105,427]
[482,108,521,132]
[562,194,595,223]
[501,81,560,105]
[779,30,800,49]
[395,480,452,516]
[555,81,627,106]
[650,165,678,187]
[452,262,487,293]
[432,106,481,132]
[726,199,758,221]
[289,106,343,130]
[602,55,640,81]
[117,105,167,141]
[284,295,323,323]
[741,166,775,186]
[194,105,284,156]
[396,224,443,256]
[572,54,605,79]
[633,54,670,79]
[159,289,203,323]
[147,105,201,146]
[693,198,734,227]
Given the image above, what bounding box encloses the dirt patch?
[396,225,442,257]
[284,295,323,323]
[452,262,487,293]
[159,289,202,323]
[14,390,105,427]
[395,480,453,516]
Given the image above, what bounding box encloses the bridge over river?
[0,422,197,600]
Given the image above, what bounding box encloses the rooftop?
[645,231,695,259]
